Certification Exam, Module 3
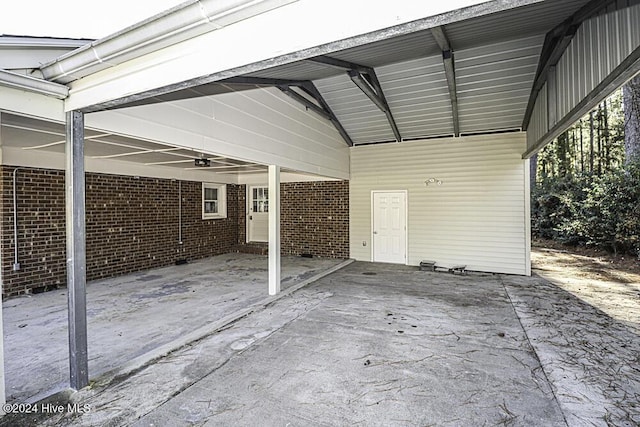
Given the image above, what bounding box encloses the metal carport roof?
[75,0,596,146]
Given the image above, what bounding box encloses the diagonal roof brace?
[431,26,460,137]
[348,70,386,111]
[299,82,354,147]
[277,85,332,121]
[348,69,402,142]
[280,84,354,146]
[307,55,369,74]
[221,76,353,146]
[522,0,618,130]
[309,55,402,142]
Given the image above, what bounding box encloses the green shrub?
[532,175,590,244]
[532,160,640,257]
[580,161,640,255]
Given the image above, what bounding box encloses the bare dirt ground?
[513,239,640,425]
[531,238,640,334]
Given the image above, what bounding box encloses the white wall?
[87,87,349,179]
[0,86,64,122]
[350,133,531,275]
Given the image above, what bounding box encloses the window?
[252,187,269,213]
[202,183,227,219]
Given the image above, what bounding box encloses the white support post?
[268,165,281,295]
[66,111,89,390]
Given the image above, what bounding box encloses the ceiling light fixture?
[194,158,211,167]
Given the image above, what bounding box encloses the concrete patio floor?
[2,260,639,426]
[2,253,347,405]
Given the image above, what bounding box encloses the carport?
[1,0,639,412]
[2,253,350,404]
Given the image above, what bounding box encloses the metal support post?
[65,110,89,390]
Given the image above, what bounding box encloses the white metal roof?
[239,0,593,144]
[1,0,609,160]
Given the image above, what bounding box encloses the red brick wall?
[1,167,240,298]
[0,167,349,298]
[85,175,239,280]
[280,181,349,258]
[237,184,247,245]
[1,168,66,298]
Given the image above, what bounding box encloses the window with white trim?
[202,183,227,219]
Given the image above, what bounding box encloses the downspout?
[175,180,188,265]
[12,168,23,271]
[178,181,183,245]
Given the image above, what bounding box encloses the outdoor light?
[425,178,443,186]
[194,158,211,167]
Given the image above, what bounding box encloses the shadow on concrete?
[4,261,639,426]
[504,274,640,426]
[2,254,346,405]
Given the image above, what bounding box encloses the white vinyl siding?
[86,87,349,180]
[350,133,530,275]
[86,88,349,179]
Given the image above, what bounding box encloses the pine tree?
[623,74,640,163]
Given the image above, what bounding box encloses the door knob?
[373,231,378,234]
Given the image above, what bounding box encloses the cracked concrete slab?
[504,274,640,426]
[2,254,346,405]
[19,262,569,426]
[4,260,639,426]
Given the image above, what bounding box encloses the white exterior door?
[372,191,407,264]
[249,186,269,242]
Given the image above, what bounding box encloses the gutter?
[39,0,297,84]
[0,35,92,49]
[0,69,69,99]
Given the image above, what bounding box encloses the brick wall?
[0,167,350,298]
[237,184,247,245]
[280,181,349,258]
[0,168,66,298]
[1,167,241,298]
[85,175,240,280]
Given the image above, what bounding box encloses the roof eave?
[38,0,297,84]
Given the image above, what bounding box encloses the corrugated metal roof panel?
[329,29,440,67]
[223,0,595,145]
[246,60,339,81]
[455,35,544,134]
[526,82,548,148]
[315,74,395,144]
[445,0,592,50]
[556,3,640,119]
[376,56,454,139]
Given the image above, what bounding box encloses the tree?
[623,74,640,163]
